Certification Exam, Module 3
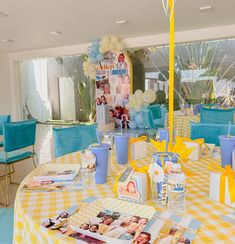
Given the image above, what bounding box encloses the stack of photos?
[22,177,83,192]
[41,198,200,244]
[71,209,150,244]
[21,163,83,192]
[142,211,201,243]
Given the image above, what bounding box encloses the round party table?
[14,144,235,243]
[165,115,200,138]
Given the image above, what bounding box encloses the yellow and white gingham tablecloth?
[166,113,235,138]
[165,114,200,138]
[14,145,235,244]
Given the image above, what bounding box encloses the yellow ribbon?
[129,136,147,145]
[208,163,235,204]
[177,136,209,156]
[128,136,147,160]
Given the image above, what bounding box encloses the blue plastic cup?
[219,135,235,168]
[90,144,109,184]
[114,133,130,165]
[159,129,169,142]
[232,147,235,170]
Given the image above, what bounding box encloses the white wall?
[0,53,12,115]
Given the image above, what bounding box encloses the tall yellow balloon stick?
[168,0,175,146]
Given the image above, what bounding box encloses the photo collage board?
[95,51,132,127]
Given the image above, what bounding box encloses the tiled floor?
[0,124,55,208]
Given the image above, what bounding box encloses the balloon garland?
[83,36,125,79]
[126,89,156,129]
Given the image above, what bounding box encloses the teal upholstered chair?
[191,122,235,146]
[0,115,11,147]
[190,107,235,145]
[0,120,37,206]
[142,105,167,129]
[200,107,235,124]
[53,124,99,158]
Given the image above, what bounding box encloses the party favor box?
[209,171,235,208]
[130,140,147,160]
[117,167,148,204]
[183,141,201,161]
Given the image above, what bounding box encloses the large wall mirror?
[18,38,235,123]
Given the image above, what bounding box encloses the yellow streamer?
[208,163,235,204]
[150,138,195,162]
[169,0,175,146]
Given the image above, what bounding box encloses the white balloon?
[134,105,142,112]
[143,90,151,103]
[135,89,143,97]
[148,89,157,103]
[116,42,124,50]
[129,99,136,107]
[109,43,116,50]
[129,94,135,101]
[143,102,150,108]
[136,98,143,106]
[102,36,110,44]
[111,36,119,44]
[99,47,106,54]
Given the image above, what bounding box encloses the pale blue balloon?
[96,53,104,62]
[90,52,96,58]
[92,40,100,47]
[134,113,143,125]
[91,46,98,52]
[137,123,144,129]
[129,121,137,129]
[90,57,97,64]
[129,109,137,118]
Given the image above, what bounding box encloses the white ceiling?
[0,0,235,52]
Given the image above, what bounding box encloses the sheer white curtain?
[19,59,51,121]
[33,59,48,101]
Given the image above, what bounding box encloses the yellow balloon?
[129,99,136,107]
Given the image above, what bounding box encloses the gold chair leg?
[5,164,9,207]
[9,164,13,184]
[32,154,38,168]
[0,182,6,207]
